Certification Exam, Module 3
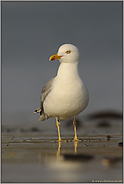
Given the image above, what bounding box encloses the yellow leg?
[56,118,62,141]
[73,116,81,141]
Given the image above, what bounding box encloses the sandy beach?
[2,113,123,182]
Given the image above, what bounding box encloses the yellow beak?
[49,53,62,61]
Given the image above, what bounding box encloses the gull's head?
[49,44,80,63]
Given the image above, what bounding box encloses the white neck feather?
[57,62,79,80]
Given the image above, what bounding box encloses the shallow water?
[2,132,122,182]
[2,111,123,182]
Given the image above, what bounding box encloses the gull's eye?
[66,50,71,54]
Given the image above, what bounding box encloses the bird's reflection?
[74,141,78,154]
[57,140,79,157]
[57,141,61,157]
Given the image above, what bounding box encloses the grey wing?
[41,77,55,111]
[34,77,55,121]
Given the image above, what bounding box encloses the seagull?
[34,44,89,141]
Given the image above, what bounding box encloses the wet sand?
[2,133,122,182]
[2,111,123,182]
